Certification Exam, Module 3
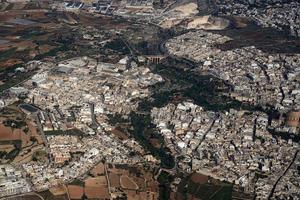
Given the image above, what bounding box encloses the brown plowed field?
[190,173,208,184]
[85,186,110,199]
[67,185,83,199]
[90,163,105,176]
[108,172,120,188]
[85,177,107,187]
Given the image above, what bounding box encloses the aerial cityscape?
[0,0,299,199]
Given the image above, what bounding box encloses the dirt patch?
[186,16,230,30]
[0,58,23,69]
[85,177,107,187]
[0,124,23,141]
[0,120,42,148]
[84,177,109,199]
[12,3,26,10]
[173,2,198,14]
[120,175,138,190]
[126,190,158,200]
[38,44,55,54]
[190,173,209,184]
[109,128,129,140]
[49,185,67,196]
[146,180,159,192]
[109,172,120,188]
[15,40,37,51]
[0,144,14,152]
[90,162,105,176]
[132,176,146,190]
[67,185,83,199]
[85,186,110,199]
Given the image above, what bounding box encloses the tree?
[23,126,29,134]
[30,136,37,144]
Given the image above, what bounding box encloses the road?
[104,163,112,197]
[268,150,299,199]
[1,192,44,200]
[194,115,217,153]
[88,102,100,129]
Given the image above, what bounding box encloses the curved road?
[2,192,44,200]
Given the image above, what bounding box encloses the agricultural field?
[34,162,159,200]
[107,164,159,200]
[120,175,139,190]
[51,163,161,200]
[39,190,69,200]
[0,103,43,163]
[173,173,233,200]
[0,4,83,93]
[84,177,110,199]
[6,194,43,200]
[67,185,84,200]
[90,162,105,176]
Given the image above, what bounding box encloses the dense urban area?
[0,0,299,199]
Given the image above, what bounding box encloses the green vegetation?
[30,136,37,143]
[129,112,175,169]
[107,113,128,124]
[0,151,7,159]
[44,129,85,136]
[3,119,26,128]
[5,148,20,160]
[34,45,68,60]
[153,62,260,112]
[0,66,36,94]
[157,171,173,200]
[0,140,22,147]
[21,29,46,39]
[196,184,232,200]
[0,48,17,62]
[32,150,47,162]
[104,39,130,54]
[108,111,175,169]
[69,179,84,187]
[176,174,233,200]
[0,140,22,160]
